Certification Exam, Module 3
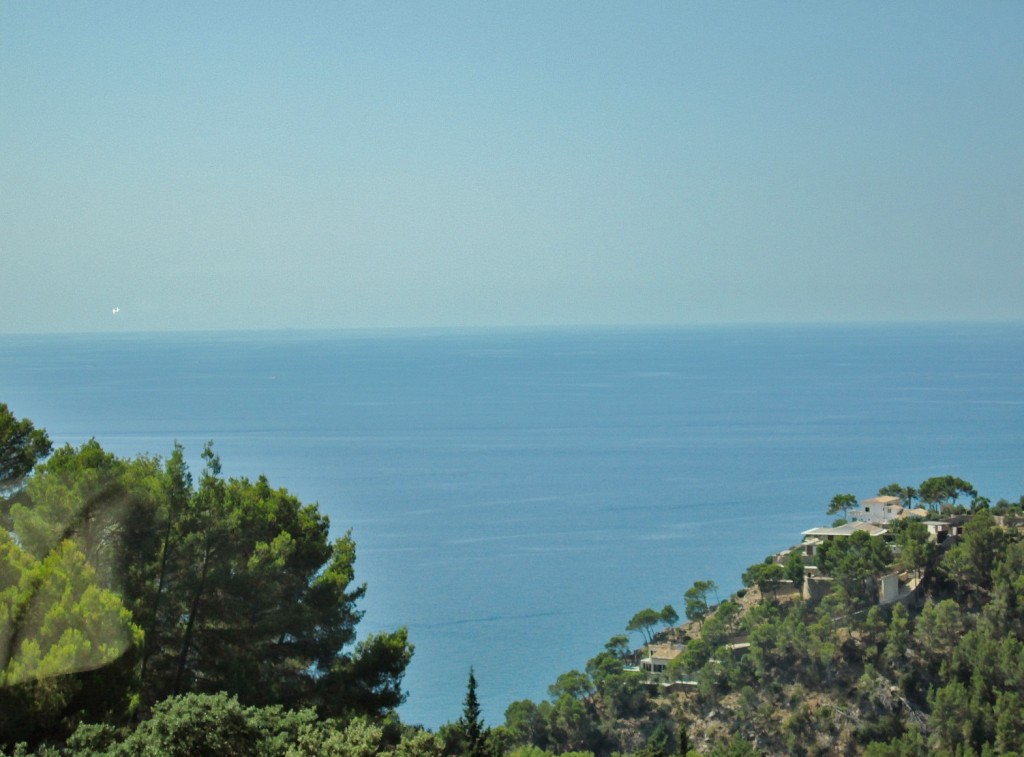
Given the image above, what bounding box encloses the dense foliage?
[0,404,411,752]
[0,404,52,496]
[656,501,1024,755]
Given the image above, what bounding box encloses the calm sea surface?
[1,323,1022,726]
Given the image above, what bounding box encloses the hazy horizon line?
[3,317,1023,340]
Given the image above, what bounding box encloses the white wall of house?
[879,573,900,604]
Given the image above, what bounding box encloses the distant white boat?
[112,307,120,315]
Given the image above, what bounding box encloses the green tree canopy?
[741,562,785,600]
[892,519,935,577]
[698,600,742,650]
[826,493,857,519]
[918,476,977,511]
[0,535,141,686]
[0,532,142,745]
[69,691,392,757]
[816,530,892,603]
[2,435,413,739]
[659,604,679,629]
[603,634,631,659]
[548,669,594,701]
[684,580,718,629]
[0,402,52,499]
[626,608,661,644]
[458,667,488,757]
[503,699,552,752]
[783,549,805,585]
[939,509,1007,600]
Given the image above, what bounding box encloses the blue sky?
[3,2,1023,332]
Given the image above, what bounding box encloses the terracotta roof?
[860,495,902,507]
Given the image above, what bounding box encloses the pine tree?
[460,667,487,757]
[678,720,690,755]
[0,402,51,499]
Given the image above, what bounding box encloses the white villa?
[639,643,683,674]
[850,495,928,524]
[798,521,888,561]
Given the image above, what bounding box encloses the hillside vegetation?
[492,494,1024,756]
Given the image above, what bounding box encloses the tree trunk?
[173,541,211,695]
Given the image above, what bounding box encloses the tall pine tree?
[460,667,487,757]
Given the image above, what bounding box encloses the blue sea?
[1,323,1023,727]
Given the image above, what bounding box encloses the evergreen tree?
[0,532,141,746]
[626,608,661,643]
[0,402,51,500]
[815,530,891,603]
[459,667,487,757]
[677,720,690,755]
[683,580,717,629]
[827,492,857,519]
[2,432,413,740]
[742,561,786,600]
[918,475,977,511]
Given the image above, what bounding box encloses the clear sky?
[3,2,1023,333]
